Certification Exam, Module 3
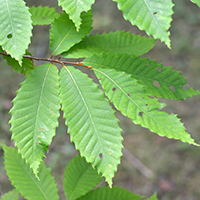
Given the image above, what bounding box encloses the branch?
[0,51,92,69]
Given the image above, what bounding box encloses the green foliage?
[60,66,123,186]
[1,189,19,200]
[50,10,93,56]
[9,64,60,173]
[3,145,59,200]
[57,0,95,30]
[62,31,155,58]
[76,186,143,200]
[113,0,174,48]
[63,154,102,200]
[29,6,59,25]
[0,0,32,64]
[191,0,200,7]
[0,0,199,199]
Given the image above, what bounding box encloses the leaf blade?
[57,0,95,30]
[83,53,200,100]
[50,10,93,56]
[9,64,60,173]
[93,67,198,146]
[77,186,143,200]
[0,0,32,64]
[29,6,59,25]
[64,154,102,200]
[3,145,59,200]
[60,66,123,187]
[113,0,174,48]
[62,31,155,58]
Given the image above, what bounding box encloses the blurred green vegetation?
[0,0,200,199]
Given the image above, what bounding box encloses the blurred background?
[0,0,200,199]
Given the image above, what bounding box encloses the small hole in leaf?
[127,93,130,96]
[112,87,116,91]
[153,80,160,88]
[99,153,103,158]
[158,67,162,72]
[153,12,157,15]
[183,84,190,89]
[169,86,176,92]
[139,112,143,117]
[7,33,12,39]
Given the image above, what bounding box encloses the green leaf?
[3,145,59,200]
[29,6,59,25]
[64,154,102,200]
[60,66,123,187]
[113,0,174,48]
[57,0,95,30]
[92,67,198,146]
[83,54,200,100]
[191,0,200,7]
[50,10,93,56]
[0,0,32,64]
[62,31,155,58]
[9,64,60,173]
[0,46,34,75]
[1,189,19,200]
[146,192,158,200]
[77,186,143,200]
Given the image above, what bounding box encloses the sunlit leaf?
[0,0,32,64]
[93,67,198,145]
[62,31,155,58]
[64,154,102,200]
[57,0,95,30]
[60,66,123,187]
[77,186,143,200]
[113,0,174,48]
[3,145,59,200]
[1,189,19,200]
[50,10,93,56]
[191,0,200,7]
[83,53,200,100]
[9,64,60,173]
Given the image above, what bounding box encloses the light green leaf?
[50,10,93,56]
[0,46,34,75]
[60,66,123,187]
[62,31,155,58]
[57,0,95,30]
[77,186,143,200]
[9,64,60,173]
[1,189,19,200]
[146,192,158,200]
[64,154,102,200]
[83,54,200,100]
[113,0,174,48]
[29,6,59,25]
[191,0,200,7]
[93,67,198,146]
[3,145,59,200]
[0,0,32,64]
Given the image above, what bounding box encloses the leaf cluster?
[0,0,200,199]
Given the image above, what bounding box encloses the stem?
[0,51,92,69]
